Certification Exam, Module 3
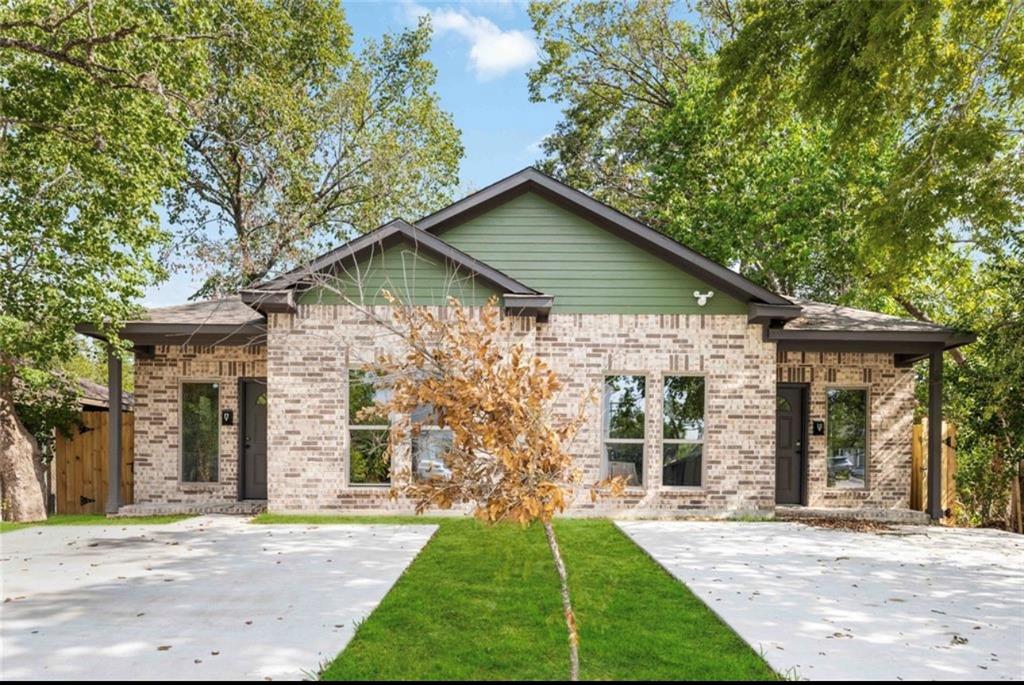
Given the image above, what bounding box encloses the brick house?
[80,169,973,519]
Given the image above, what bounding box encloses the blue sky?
[146,0,558,306]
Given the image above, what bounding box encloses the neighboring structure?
[79,169,973,519]
[78,379,134,412]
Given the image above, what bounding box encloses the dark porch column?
[106,346,123,515]
[927,349,943,521]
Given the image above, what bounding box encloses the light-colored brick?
[130,307,916,517]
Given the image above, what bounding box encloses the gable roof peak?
[416,167,792,306]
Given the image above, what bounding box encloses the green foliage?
[171,3,463,296]
[717,0,1024,283]
[0,0,214,442]
[944,258,1024,526]
[11,366,79,460]
[528,0,895,300]
[316,518,777,681]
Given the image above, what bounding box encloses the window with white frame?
[662,376,705,487]
[603,375,646,486]
[348,370,391,485]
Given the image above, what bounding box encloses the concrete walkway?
[618,521,1024,681]
[1,516,436,681]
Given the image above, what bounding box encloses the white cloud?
[408,3,538,81]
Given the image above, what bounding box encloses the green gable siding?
[297,240,501,307]
[438,192,746,314]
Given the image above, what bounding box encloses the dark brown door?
[775,385,804,505]
[242,380,268,500]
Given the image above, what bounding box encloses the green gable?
[437,192,746,314]
[297,239,501,307]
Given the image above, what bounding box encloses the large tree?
[171,3,463,297]
[0,0,214,520]
[528,0,895,300]
[716,0,1024,281]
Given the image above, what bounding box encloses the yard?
[254,515,778,681]
[0,513,191,534]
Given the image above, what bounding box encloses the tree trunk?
[0,386,47,522]
[544,520,580,682]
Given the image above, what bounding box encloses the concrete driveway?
[1,516,436,681]
[618,521,1024,681]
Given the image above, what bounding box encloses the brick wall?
[133,345,266,504]
[265,305,779,516]
[131,309,917,516]
[776,350,915,509]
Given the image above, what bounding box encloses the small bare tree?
[360,292,623,681]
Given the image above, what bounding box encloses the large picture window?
[181,382,219,483]
[663,376,705,487]
[348,370,391,486]
[826,388,868,489]
[603,375,646,486]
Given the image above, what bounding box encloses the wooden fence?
[910,420,957,519]
[53,411,134,514]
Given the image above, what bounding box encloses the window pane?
[663,443,702,487]
[349,429,391,485]
[413,429,453,482]
[827,389,867,489]
[604,375,646,439]
[664,376,705,441]
[182,383,219,483]
[605,443,643,486]
[349,370,388,425]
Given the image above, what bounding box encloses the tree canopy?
[171,4,463,296]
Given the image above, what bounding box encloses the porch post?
[927,349,943,521]
[106,346,123,515]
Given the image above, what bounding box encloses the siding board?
[298,240,501,307]
[439,192,747,314]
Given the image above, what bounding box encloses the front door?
[242,379,268,500]
[775,385,805,505]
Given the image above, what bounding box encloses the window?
[603,375,646,486]
[181,382,219,482]
[410,403,452,482]
[348,370,391,486]
[826,388,868,489]
[663,376,705,487]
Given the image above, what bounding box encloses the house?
[78,169,973,519]
[78,378,134,412]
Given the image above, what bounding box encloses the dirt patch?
[794,517,896,534]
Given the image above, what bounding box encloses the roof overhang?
[748,302,803,324]
[240,289,296,315]
[767,328,976,364]
[416,168,793,307]
[76,322,267,348]
[503,293,554,322]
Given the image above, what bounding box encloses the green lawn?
[0,513,192,534]
[256,515,777,681]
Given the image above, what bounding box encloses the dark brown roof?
[79,379,134,410]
